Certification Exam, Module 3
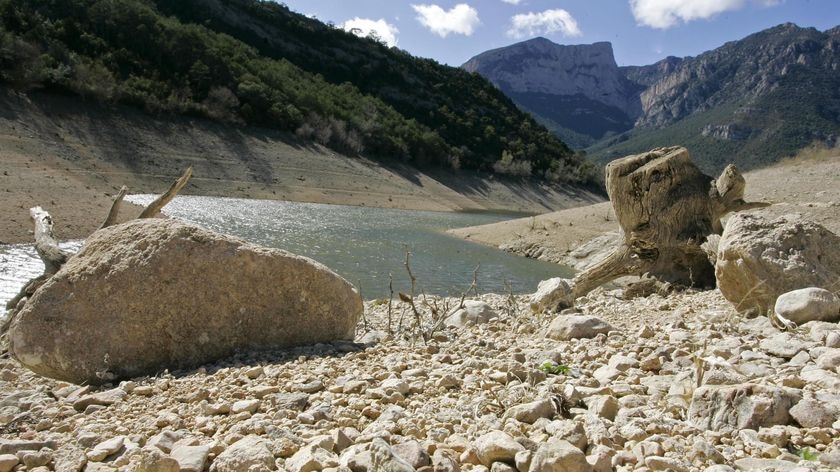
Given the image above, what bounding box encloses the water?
[0,196,572,308]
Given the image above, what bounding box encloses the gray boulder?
[10,218,363,384]
[546,315,613,340]
[716,213,840,315]
[687,383,801,432]
[445,300,496,327]
[775,287,840,325]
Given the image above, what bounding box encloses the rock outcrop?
[9,218,363,384]
[462,38,641,147]
[715,213,840,315]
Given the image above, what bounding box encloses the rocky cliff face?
[462,38,642,147]
[465,24,840,172]
[635,23,840,128]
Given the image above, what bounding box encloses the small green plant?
[797,447,819,461]
[539,361,570,375]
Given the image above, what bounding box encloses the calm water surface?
[0,196,572,308]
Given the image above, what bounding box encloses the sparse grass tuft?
[539,361,571,376]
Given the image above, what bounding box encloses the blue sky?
[279,0,840,66]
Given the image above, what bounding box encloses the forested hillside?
[0,0,593,182]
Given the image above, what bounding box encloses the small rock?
[774,287,840,324]
[0,455,19,472]
[585,395,618,421]
[87,437,126,462]
[134,447,179,472]
[644,456,687,472]
[530,278,574,313]
[171,445,211,472]
[391,441,430,469]
[445,300,497,327]
[527,439,591,472]
[230,399,260,415]
[370,438,415,472]
[503,399,556,424]
[473,431,524,466]
[243,366,264,379]
[546,315,613,341]
[286,445,338,472]
[209,436,275,472]
[789,399,837,428]
[72,388,127,411]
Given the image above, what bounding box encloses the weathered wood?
[31,206,71,275]
[99,185,128,230]
[138,167,192,219]
[571,147,768,299]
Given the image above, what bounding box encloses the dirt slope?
[0,89,603,244]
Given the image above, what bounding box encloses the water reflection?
[0,196,572,308]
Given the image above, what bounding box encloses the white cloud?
[629,0,781,29]
[411,4,480,37]
[507,9,582,39]
[501,0,524,4]
[342,17,399,47]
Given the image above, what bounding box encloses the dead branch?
[138,167,193,219]
[99,186,128,230]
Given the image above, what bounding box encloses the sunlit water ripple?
[1,196,572,313]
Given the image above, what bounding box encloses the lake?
[1,196,572,308]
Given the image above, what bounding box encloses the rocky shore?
[2,288,839,472]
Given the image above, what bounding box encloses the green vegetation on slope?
[0,0,592,182]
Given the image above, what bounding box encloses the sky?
[279,0,840,67]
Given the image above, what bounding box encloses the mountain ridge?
[462,38,642,148]
[463,23,840,172]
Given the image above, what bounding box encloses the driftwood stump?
[571,147,768,299]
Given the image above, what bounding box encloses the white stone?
[775,287,840,324]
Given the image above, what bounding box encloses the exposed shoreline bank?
[0,89,603,244]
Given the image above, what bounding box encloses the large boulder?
[716,213,840,315]
[9,219,363,384]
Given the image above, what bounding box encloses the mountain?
[463,38,642,148]
[465,24,840,173]
[0,0,593,183]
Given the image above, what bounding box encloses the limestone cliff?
[462,38,642,148]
